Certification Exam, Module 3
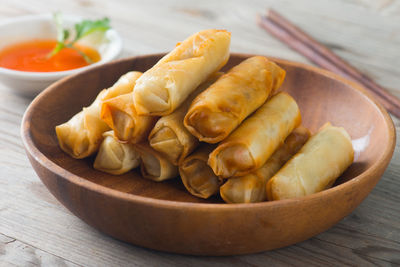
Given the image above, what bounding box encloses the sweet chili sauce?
[0,39,100,72]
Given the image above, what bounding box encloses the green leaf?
[73,18,110,42]
[47,42,65,59]
[63,29,70,41]
[70,45,93,64]
[48,13,110,63]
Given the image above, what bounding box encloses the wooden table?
[1,0,399,266]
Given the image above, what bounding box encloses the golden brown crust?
[208,92,301,178]
[148,73,222,165]
[266,123,354,200]
[93,131,140,175]
[134,29,231,116]
[101,93,158,143]
[220,126,310,203]
[184,56,285,143]
[179,144,221,199]
[55,71,142,158]
[135,143,179,182]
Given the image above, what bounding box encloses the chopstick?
[257,9,400,118]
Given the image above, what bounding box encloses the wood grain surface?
[0,0,399,266]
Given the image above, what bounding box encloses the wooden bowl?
[21,53,396,256]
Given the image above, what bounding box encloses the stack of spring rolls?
[56,29,354,203]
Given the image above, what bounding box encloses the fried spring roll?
[101,71,143,100]
[100,93,158,143]
[148,73,223,165]
[179,144,221,199]
[220,126,310,203]
[184,56,285,143]
[135,143,179,182]
[208,92,301,178]
[93,131,140,175]
[266,123,354,200]
[134,29,231,116]
[56,71,142,158]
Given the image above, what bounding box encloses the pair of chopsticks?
[257,9,400,119]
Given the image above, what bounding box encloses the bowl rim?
[21,53,396,210]
[0,13,122,80]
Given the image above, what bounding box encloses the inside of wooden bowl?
[28,54,391,203]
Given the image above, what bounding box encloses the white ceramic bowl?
[0,14,122,96]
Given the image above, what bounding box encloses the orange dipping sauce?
[0,39,101,72]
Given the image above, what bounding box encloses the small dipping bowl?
[0,14,122,96]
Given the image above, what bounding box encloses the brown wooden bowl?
[21,53,396,256]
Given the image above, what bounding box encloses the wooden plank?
[0,0,399,266]
[0,233,80,267]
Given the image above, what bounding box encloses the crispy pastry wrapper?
[100,71,143,100]
[179,144,221,199]
[220,126,310,203]
[266,123,354,201]
[56,71,142,158]
[208,92,301,178]
[93,131,140,175]
[184,56,285,143]
[100,93,158,143]
[148,72,223,165]
[135,143,179,182]
[133,29,231,116]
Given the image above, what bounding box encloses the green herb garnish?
[48,13,111,63]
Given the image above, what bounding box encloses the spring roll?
[93,131,140,175]
[184,56,285,143]
[135,143,179,182]
[56,71,142,158]
[100,93,158,143]
[179,144,221,199]
[133,29,231,116]
[220,126,310,203]
[100,71,143,100]
[208,92,301,178]
[266,123,354,201]
[148,72,223,165]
